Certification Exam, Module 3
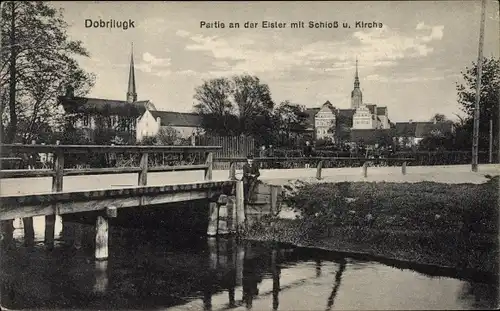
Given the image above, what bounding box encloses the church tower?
[126,43,137,103]
[350,58,363,109]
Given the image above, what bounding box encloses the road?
[1,164,498,196]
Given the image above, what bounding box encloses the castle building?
[312,59,391,142]
[350,59,390,130]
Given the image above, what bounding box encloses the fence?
[196,135,255,169]
[392,151,498,166]
[257,149,499,168]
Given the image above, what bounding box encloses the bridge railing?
[215,156,415,180]
[0,144,222,185]
[0,144,223,253]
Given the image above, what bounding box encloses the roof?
[318,101,335,113]
[395,122,418,137]
[350,129,395,145]
[376,107,387,115]
[150,111,202,127]
[59,96,152,117]
[365,104,376,115]
[415,122,454,138]
[395,121,454,138]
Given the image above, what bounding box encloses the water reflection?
[326,257,347,311]
[1,221,498,310]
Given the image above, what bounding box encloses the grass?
[244,176,499,277]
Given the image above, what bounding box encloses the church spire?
[354,56,360,89]
[126,43,137,103]
[350,57,363,109]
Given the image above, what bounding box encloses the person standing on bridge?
[242,155,260,203]
[303,140,313,168]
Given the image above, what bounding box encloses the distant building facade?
[59,45,204,145]
[310,59,392,142]
[314,102,336,140]
[136,110,203,142]
[58,46,156,143]
[394,119,455,147]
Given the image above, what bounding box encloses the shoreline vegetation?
[243,177,499,281]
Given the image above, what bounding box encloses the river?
[0,216,497,310]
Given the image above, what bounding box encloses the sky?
[54,0,500,122]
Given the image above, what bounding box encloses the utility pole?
[498,0,500,163]
[489,119,493,163]
[472,0,487,172]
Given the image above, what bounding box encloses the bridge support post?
[207,202,219,236]
[95,215,109,260]
[402,161,407,175]
[218,202,229,235]
[46,150,64,250]
[316,160,324,180]
[362,162,368,178]
[205,152,213,181]
[95,206,117,260]
[22,217,35,247]
[270,185,280,215]
[235,180,245,233]
[138,152,148,186]
[229,161,236,180]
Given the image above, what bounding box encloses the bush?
[284,177,499,234]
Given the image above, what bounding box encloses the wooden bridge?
[0,144,415,260]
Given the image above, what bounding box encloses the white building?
[136,110,203,142]
[314,101,336,140]
[349,59,391,130]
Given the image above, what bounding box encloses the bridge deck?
[0,180,230,221]
[1,164,498,197]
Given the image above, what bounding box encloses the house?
[314,101,336,140]
[350,129,395,147]
[136,110,203,142]
[394,120,455,147]
[58,45,156,143]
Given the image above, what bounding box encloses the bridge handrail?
[0,144,222,154]
[0,144,220,182]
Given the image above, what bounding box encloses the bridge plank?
[0,181,231,220]
[0,190,212,220]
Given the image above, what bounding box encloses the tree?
[193,75,275,142]
[430,113,447,122]
[232,75,274,137]
[193,78,233,115]
[1,2,95,143]
[155,126,180,145]
[332,114,352,144]
[456,57,499,151]
[272,101,309,146]
[193,77,237,136]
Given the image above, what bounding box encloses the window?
[83,116,89,126]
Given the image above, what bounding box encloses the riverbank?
[243,176,499,280]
